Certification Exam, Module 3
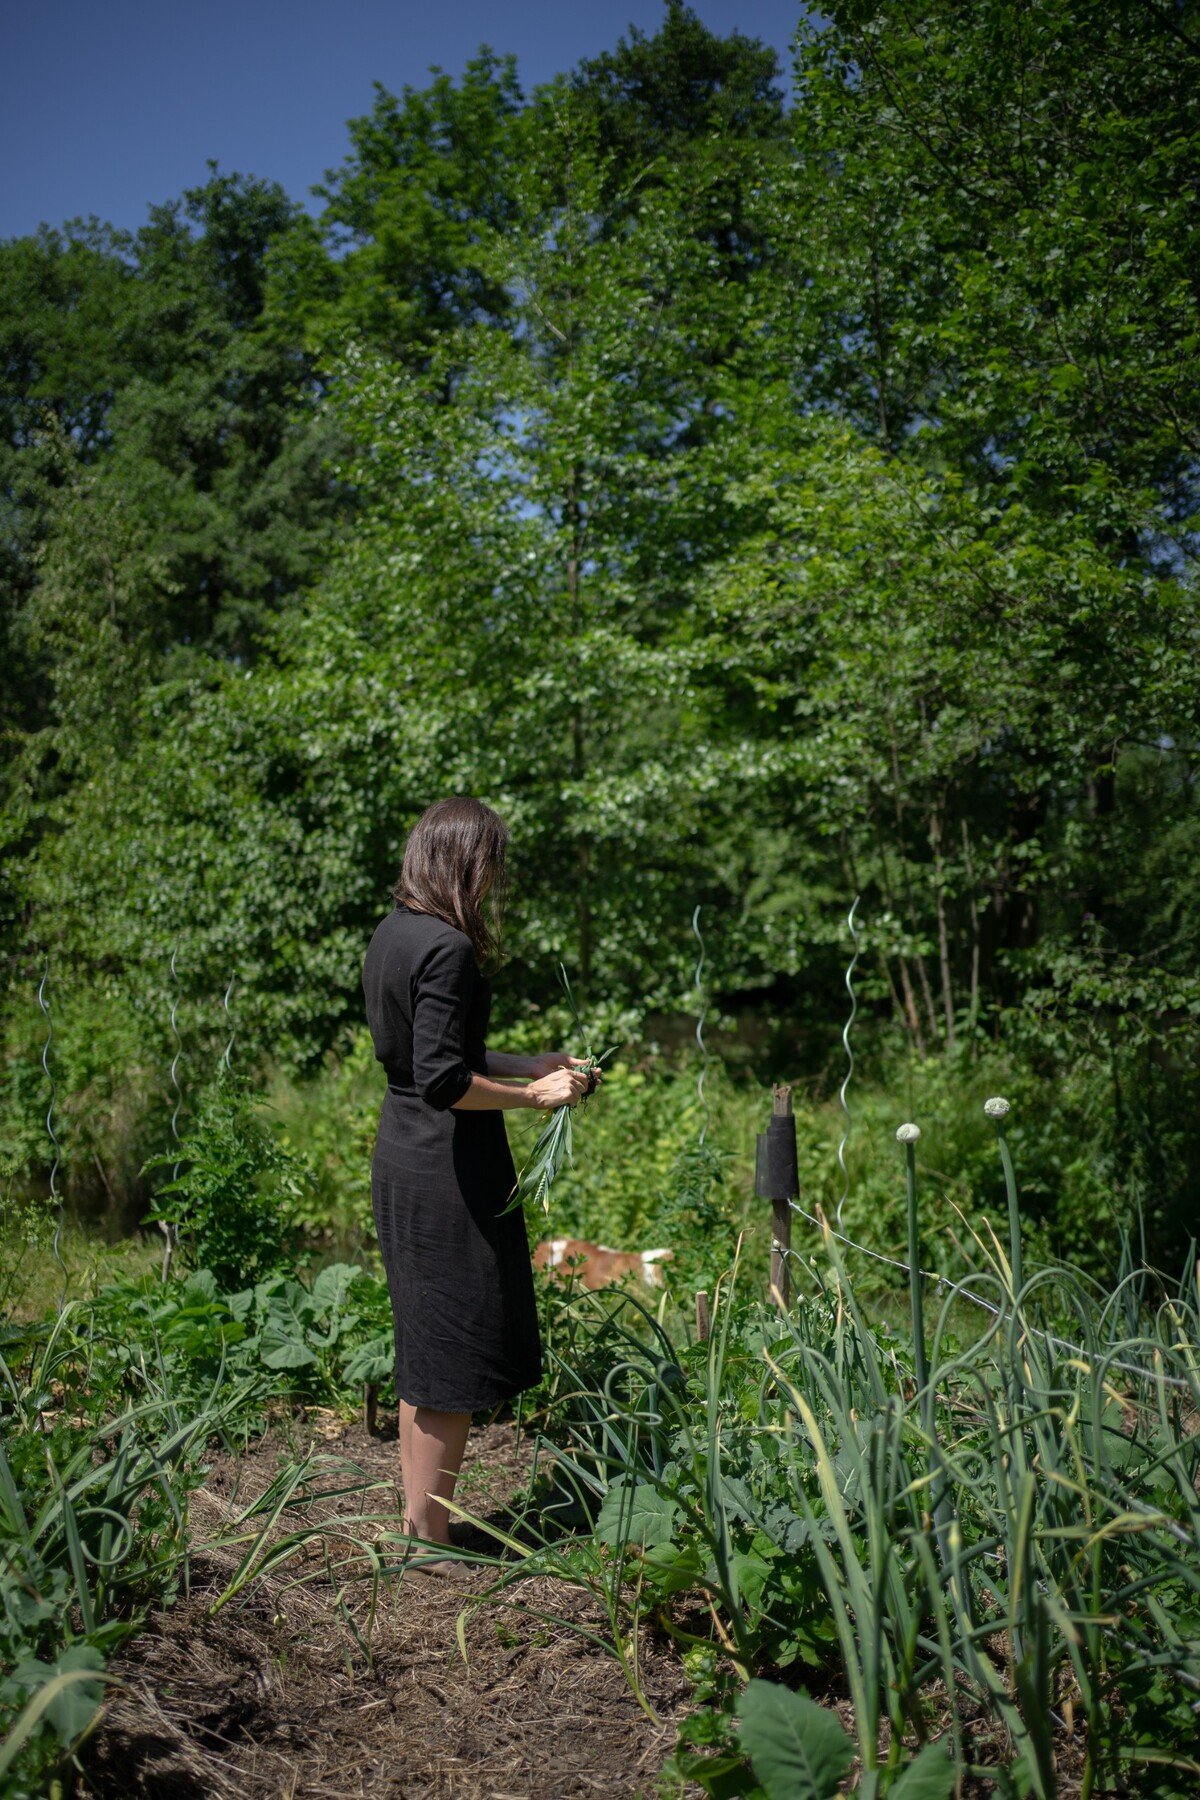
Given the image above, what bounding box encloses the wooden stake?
[695,1290,712,1341]
[770,1084,793,1310]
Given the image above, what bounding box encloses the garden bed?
[81,1415,692,1798]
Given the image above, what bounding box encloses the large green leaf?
[595,1479,680,1548]
[736,1680,853,1800]
[642,1538,705,1597]
[0,1646,107,1750]
[671,1748,765,1800]
[311,1262,359,1312]
[225,1287,255,1323]
[258,1325,318,1370]
[343,1336,395,1384]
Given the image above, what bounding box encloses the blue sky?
[2,1,803,241]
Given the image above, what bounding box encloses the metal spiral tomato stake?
[221,974,237,1073]
[692,904,710,1150]
[37,956,69,1313]
[835,895,861,1229]
[160,943,184,1283]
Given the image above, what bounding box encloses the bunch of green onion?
[502,966,615,1216]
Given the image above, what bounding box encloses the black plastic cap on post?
[755,1116,799,1200]
[758,1084,797,1309]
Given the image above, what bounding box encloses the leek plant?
[467,1097,1200,1796]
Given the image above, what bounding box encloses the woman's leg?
[398,1401,471,1544]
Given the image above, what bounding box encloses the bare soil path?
[80,1413,692,1798]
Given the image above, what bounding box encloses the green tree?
[264,5,787,362]
[787,0,1200,525]
[3,170,349,935]
[265,51,524,361]
[0,224,134,742]
[15,78,789,1057]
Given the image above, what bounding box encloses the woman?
[362,795,592,1571]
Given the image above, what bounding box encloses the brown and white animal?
[533,1237,673,1291]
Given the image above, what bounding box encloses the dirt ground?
[79,1409,693,1799]
[69,1403,1096,1798]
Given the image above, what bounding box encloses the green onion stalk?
[985,1095,1023,1301]
[501,964,615,1216]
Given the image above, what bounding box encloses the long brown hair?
[394,796,509,967]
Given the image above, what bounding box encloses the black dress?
[361,902,542,1412]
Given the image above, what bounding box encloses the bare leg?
[398,1401,471,1547]
[399,1397,414,1506]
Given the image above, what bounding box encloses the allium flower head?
[895,1123,921,1143]
[983,1097,1011,1119]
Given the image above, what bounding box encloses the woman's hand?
[528,1050,589,1078]
[526,1066,590,1110]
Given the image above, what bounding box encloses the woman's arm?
[485,1049,588,1079]
[410,941,591,1113]
[451,1067,588,1112]
[482,1050,538,1079]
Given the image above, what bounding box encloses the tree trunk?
[930,803,956,1051]
[870,809,927,1054]
[960,817,981,1034]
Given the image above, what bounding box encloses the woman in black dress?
[362,796,591,1567]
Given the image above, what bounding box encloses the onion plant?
[459,1096,1200,1796]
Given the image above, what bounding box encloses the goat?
[533,1237,673,1291]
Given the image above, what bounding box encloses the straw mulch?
[79,1413,693,1798]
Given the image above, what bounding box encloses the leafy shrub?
[144,1069,308,1288]
[0,1175,53,1319]
[264,1027,380,1246]
[89,1260,397,1414]
[0,1254,397,1791]
[0,985,165,1226]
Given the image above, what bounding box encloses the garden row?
[4,1089,1200,1795]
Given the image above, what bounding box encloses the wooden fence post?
[756,1082,797,1310]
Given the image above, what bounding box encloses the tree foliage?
[3,2,1199,1257]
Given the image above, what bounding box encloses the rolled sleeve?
[412,936,477,1110]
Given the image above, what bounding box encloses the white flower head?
[895,1122,921,1144]
[983,1096,1011,1119]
